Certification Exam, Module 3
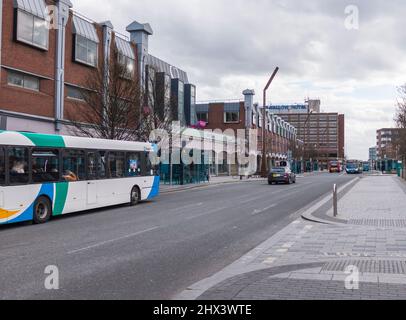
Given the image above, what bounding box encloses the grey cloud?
[72,0,404,159]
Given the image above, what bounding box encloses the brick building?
[271,101,345,171]
[0,0,196,134]
[376,128,403,172]
[195,90,299,175]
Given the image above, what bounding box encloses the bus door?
[87,182,97,205]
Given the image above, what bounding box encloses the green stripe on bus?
[54,182,69,215]
[20,132,66,148]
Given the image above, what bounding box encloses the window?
[144,152,156,176]
[87,152,98,180]
[75,35,98,67]
[7,71,39,91]
[32,149,59,183]
[98,151,108,179]
[126,153,142,177]
[108,152,125,178]
[16,10,48,49]
[118,53,135,79]
[62,150,85,182]
[0,148,5,185]
[197,112,208,123]
[66,85,85,101]
[8,147,29,184]
[224,111,239,123]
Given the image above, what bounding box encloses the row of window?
[6,69,85,101]
[0,147,154,186]
[196,111,240,124]
[14,9,135,73]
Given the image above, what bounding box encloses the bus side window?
[87,152,98,180]
[143,152,157,176]
[98,151,107,179]
[62,150,85,182]
[32,149,59,183]
[0,147,5,185]
[108,152,125,178]
[8,147,29,184]
[126,152,141,177]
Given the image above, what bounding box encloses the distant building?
[369,147,377,169]
[376,128,403,172]
[376,128,401,160]
[195,90,300,175]
[277,111,345,170]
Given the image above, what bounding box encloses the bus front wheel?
[130,186,140,206]
[33,196,52,224]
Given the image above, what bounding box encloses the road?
[0,173,354,300]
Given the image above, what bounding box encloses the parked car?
[268,167,296,185]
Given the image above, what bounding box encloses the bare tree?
[67,49,148,141]
[142,65,179,133]
[394,85,406,157]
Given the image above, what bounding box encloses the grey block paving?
[178,176,406,300]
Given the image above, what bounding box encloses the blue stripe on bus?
[7,183,54,224]
[147,176,160,200]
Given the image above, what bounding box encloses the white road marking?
[170,202,203,212]
[186,207,228,220]
[252,203,278,215]
[263,257,277,265]
[68,226,160,255]
[282,242,295,248]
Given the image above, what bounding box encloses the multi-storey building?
[0,0,196,133]
[195,90,299,175]
[369,146,377,170]
[270,100,345,170]
[376,128,403,172]
[376,128,401,160]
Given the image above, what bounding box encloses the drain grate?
[348,219,406,228]
[322,260,406,274]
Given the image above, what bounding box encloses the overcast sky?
[73,0,406,160]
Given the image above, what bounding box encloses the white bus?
[0,131,160,225]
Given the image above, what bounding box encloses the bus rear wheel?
[33,196,52,224]
[130,186,140,206]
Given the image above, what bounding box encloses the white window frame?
[16,9,49,50]
[75,34,98,67]
[7,70,40,92]
[224,111,240,124]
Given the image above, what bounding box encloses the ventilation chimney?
[126,21,153,85]
[243,89,255,127]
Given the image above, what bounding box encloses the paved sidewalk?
[160,176,265,194]
[177,176,406,300]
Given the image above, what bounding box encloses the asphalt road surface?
[0,173,355,299]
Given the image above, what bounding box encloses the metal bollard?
[333,184,338,217]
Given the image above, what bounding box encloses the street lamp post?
[261,67,279,178]
[303,110,313,172]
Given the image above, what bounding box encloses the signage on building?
[268,104,309,114]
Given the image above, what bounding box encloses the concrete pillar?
[54,0,72,131]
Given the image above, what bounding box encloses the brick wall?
[0,0,56,118]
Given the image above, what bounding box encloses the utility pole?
[261,67,279,178]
